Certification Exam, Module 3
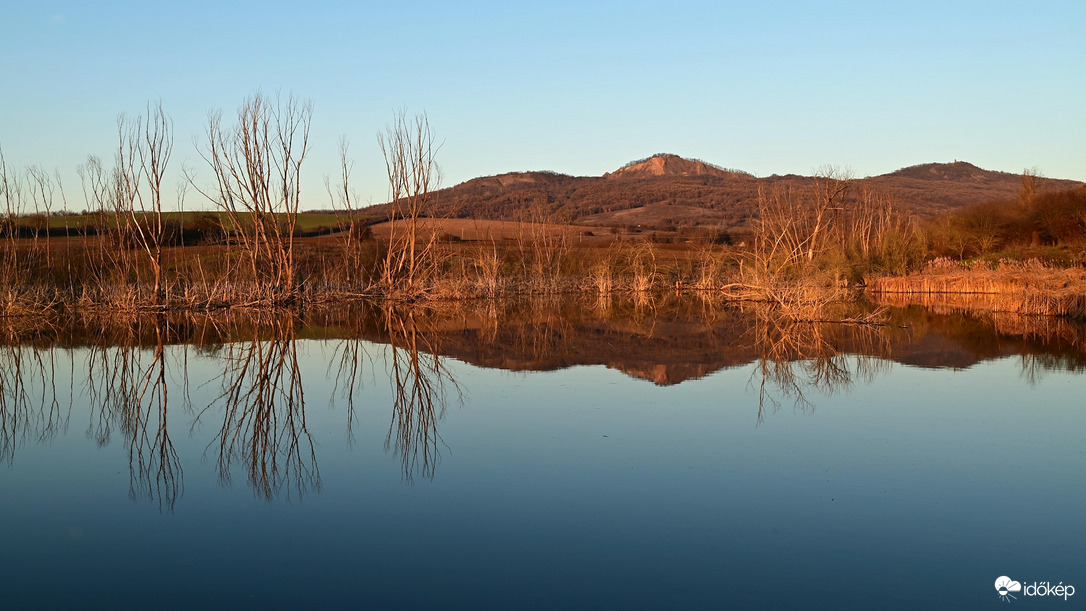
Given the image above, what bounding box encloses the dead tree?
[196,92,312,301]
[377,109,442,293]
[117,102,174,305]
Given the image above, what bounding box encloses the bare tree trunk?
[377,110,442,294]
[325,137,366,290]
[112,104,173,308]
[0,147,24,300]
[806,166,852,261]
[117,103,174,306]
[193,92,311,303]
[139,103,173,304]
[26,165,58,270]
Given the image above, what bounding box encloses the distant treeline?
[926,184,1086,261]
[0,224,100,238]
[0,212,378,244]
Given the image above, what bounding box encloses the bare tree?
[77,155,125,286]
[807,165,853,261]
[137,103,173,303]
[377,109,442,293]
[117,102,174,305]
[25,164,59,268]
[195,92,312,301]
[325,136,367,290]
[750,182,809,279]
[0,147,24,292]
[748,167,853,276]
[514,194,573,292]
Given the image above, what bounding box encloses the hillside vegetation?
[361,155,1082,230]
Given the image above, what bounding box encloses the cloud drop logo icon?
[996,576,1022,601]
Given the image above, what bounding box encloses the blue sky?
[1,0,1083,210]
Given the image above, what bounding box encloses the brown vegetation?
[3,102,1086,321]
[362,156,1082,230]
[868,259,1086,318]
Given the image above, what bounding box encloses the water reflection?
[743,304,894,423]
[331,304,460,481]
[195,311,320,501]
[382,305,460,481]
[0,320,70,464]
[86,317,183,511]
[1,296,1084,506]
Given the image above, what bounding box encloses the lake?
[1,297,1083,609]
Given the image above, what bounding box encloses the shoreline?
[867,260,1086,319]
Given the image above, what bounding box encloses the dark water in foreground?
[1,298,1083,610]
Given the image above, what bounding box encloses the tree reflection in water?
[83,316,182,511]
[384,305,462,482]
[333,304,460,482]
[196,311,321,501]
[330,323,369,446]
[999,313,1086,386]
[2,297,1086,508]
[0,321,70,465]
[744,303,894,425]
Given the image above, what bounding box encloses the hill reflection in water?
[1,294,1084,505]
[2,295,1086,609]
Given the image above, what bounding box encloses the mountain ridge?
[362,154,1083,227]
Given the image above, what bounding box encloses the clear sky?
[1,0,1083,211]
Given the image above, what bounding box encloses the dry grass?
[0,233,805,314]
[0,229,879,319]
[868,259,1086,318]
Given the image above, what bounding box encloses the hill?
[860,161,1064,215]
[361,154,1083,229]
[604,153,748,179]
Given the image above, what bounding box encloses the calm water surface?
[1,300,1083,609]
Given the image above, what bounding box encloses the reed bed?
[868,259,1086,318]
[0,234,856,318]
